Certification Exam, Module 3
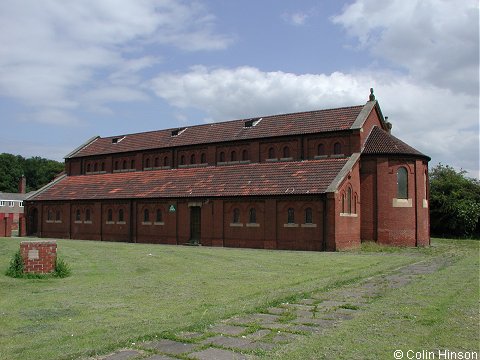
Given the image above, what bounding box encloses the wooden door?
[190,206,201,243]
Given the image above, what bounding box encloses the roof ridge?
[94,104,366,140]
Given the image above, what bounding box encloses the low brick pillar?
[20,241,57,274]
[18,216,26,237]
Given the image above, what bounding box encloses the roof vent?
[111,136,125,144]
[171,128,186,137]
[244,117,262,128]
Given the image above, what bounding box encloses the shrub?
[5,250,24,277]
[429,164,480,238]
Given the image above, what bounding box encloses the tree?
[429,164,480,237]
[0,154,25,192]
[0,153,64,193]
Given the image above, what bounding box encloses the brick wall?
[20,241,57,274]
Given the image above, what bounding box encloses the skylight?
[171,128,187,136]
[111,136,125,144]
[244,117,262,128]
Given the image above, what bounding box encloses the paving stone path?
[87,255,454,360]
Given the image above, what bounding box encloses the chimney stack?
[19,175,26,194]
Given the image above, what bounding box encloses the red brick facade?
[26,97,430,250]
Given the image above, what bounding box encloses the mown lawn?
[266,239,480,359]
[0,238,477,359]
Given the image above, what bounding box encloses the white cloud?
[150,65,479,177]
[282,12,309,26]
[0,0,232,125]
[332,0,479,96]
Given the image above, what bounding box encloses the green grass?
[0,238,477,359]
[266,239,480,359]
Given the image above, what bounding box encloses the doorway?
[29,208,38,236]
[189,206,201,244]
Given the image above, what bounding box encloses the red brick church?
[25,90,430,250]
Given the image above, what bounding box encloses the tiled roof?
[362,126,429,159]
[68,105,365,158]
[30,159,348,201]
[0,192,31,201]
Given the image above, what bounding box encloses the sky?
[0,0,478,177]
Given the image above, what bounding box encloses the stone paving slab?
[141,339,198,355]
[271,332,303,343]
[101,350,141,360]
[283,303,315,311]
[315,300,347,308]
[202,335,253,349]
[209,324,247,336]
[242,329,271,340]
[189,348,250,360]
[143,355,179,360]
[266,307,285,315]
[297,298,317,305]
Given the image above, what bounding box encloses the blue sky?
[0,0,478,177]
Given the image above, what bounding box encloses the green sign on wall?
[168,204,176,213]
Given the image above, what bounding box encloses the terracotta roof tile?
[30,159,348,201]
[69,105,364,158]
[363,126,429,159]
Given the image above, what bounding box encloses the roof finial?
[369,88,375,101]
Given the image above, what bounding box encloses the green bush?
[430,164,480,238]
[53,257,71,278]
[5,250,24,277]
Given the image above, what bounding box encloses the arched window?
[190,154,196,164]
[145,158,150,168]
[397,167,408,199]
[305,207,313,224]
[118,209,124,222]
[353,195,357,214]
[47,210,53,221]
[268,147,275,159]
[283,146,290,158]
[334,142,342,155]
[101,162,105,171]
[231,151,237,161]
[85,209,91,222]
[156,209,162,222]
[143,209,150,222]
[201,153,207,163]
[163,156,169,167]
[219,152,225,162]
[233,208,240,223]
[242,149,249,161]
[114,161,119,170]
[287,208,295,224]
[130,160,135,169]
[347,187,352,214]
[107,209,113,222]
[317,144,325,156]
[154,157,159,167]
[180,155,185,165]
[55,210,61,221]
[86,164,91,172]
[249,208,256,223]
[342,193,345,213]
[94,163,98,172]
[75,209,81,221]
[122,160,127,169]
